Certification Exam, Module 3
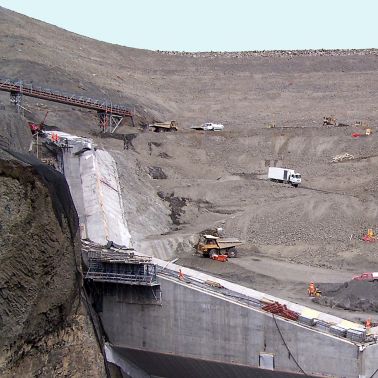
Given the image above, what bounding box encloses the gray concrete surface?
[110,345,321,378]
[62,150,86,235]
[98,274,378,377]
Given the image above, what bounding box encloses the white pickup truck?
[191,122,224,131]
[268,167,301,187]
[352,272,378,281]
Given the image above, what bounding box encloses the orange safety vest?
[366,319,372,328]
[178,269,184,281]
[51,133,60,142]
[308,283,316,295]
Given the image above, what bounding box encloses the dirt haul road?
[1,7,378,325]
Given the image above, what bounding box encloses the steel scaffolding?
[85,250,159,286]
[0,77,134,132]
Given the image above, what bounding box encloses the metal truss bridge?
[0,77,134,132]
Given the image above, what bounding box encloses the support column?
[98,112,124,133]
[10,91,23,115]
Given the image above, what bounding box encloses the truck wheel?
[209,249,217,259]
[293,184,298,188]
[228,247,238,258]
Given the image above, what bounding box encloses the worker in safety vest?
[51,133,60,142]
[307,282,316,296]
[366,318,372,329]
[178,269,184,281]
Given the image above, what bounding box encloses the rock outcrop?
[0,112,106,377]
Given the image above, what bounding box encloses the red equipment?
[262,301,299,321]
[211,254,228,262]
[28,111,48,135]
[352,132,362,138]
[362,235,376,242]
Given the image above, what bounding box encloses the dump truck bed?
[152,122,174,128]
[217,238,243,249]
[149,121,178,130]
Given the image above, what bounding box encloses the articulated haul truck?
[268,167,301,187]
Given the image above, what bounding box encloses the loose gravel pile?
[235,193,374,246]
[315,281,378,312]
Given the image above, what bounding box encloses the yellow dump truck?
[149,120,178,132]
[197,234,243,258]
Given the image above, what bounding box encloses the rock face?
[0,114,105,377]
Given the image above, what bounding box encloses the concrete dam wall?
[98,273,378,378]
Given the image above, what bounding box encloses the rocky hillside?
[0,110,105,377]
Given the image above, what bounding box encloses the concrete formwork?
[99,276,377,377]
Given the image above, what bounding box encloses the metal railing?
[85,271,158,286]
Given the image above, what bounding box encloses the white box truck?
[268,167,301,187]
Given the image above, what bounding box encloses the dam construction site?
[1,6,378,378]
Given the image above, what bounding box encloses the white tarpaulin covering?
[55,131,131,247]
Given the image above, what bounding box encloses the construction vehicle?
[28,111,48,135]
[362,228,376,242]
[323,116,337,126]
[266,122,276,128]
[352,128,372,137]
[197,234,243,258]
[190,122,224,131]
[148,120,178,132]
[352,272,378,281]
[268,167,301,187]
[354,121,369,128]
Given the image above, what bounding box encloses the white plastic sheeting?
[79,149,131,246]
[53,131,131,247]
